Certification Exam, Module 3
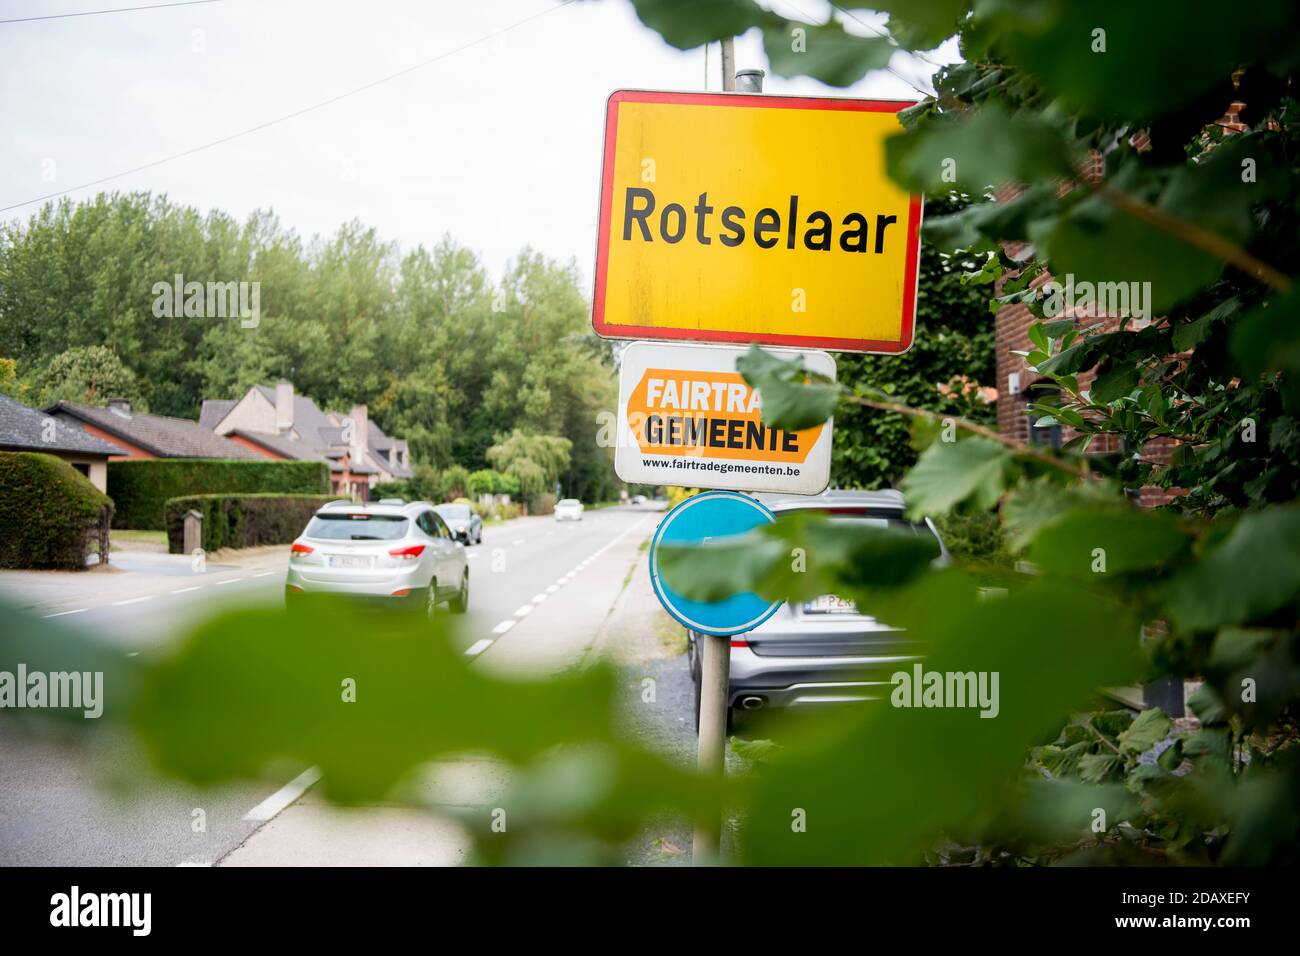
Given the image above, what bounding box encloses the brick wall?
[993,274,1184,508]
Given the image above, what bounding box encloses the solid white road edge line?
[242,766,322,822]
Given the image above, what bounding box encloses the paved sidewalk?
[0,546,290,616]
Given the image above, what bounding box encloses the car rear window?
[558,499,580,506]
[804,508,926,535]
[305,513,409,541]
[437,505,471,518]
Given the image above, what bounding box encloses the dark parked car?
[433,502,482,545]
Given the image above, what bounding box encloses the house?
[199,382,414,500]
[0,394,121,492]
[47,399,262,461]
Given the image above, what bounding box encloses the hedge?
[0,452,114,570]
[109,459,330,530]
[165,494,338,553]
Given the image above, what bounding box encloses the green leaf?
[1001,477,1123,553]
[886,104,1075,195]
[1157,739,1185,771]
[899,436,1013,518]
[737,345,840,430]
[743,575,1142,864]
[1029,507,1189,576]
[1040,167,1225,315]
[761,20,894,87]
[1165,505,1300,630]
[1187,682,1227,726]
[658,510,941,605]
[981,0,1296,124]
[1117,708,1172,755]
[1231,290,1300,382]
[1078,752,1122,784]
[1090,363,1141,404]
[626,0,774,50]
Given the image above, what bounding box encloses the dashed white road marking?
[546,584,559,594]
[512,538,525,546]
[42,608,88,618]
[252,570,277,578]
[215,577,242,586]
[464,639,494,657]
[531,593,547,603]
[170,586,201,595]
[111,596,152,606]
[243,766,322,822]
[514,604,533,617]
[492,619,516,635]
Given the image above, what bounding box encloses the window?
[304,514,408,541]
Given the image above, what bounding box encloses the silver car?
[285,499,469,617]
[687,489,947,730]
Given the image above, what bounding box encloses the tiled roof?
[198,399,237,430]
[208,385,415,478]
[0,395,121,456]
[229,429,322,461]
[232,430,379,474]
[50,401,262,459]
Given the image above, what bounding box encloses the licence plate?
[329,555,373,569]
[803,594,858,614]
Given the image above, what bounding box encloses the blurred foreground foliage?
[647,0,1300,865]
[4,0,1300,866]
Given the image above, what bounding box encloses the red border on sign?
[591,89,923,355]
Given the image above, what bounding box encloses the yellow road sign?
[592,90,922,353]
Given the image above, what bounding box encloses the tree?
[0,196,619,492]
[486,430,572,499]
[833,194,995,488]
[35,345,146,409]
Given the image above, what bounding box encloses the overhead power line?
[0,0,221,25]
[0,0,577,215]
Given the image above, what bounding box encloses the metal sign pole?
[692,630,731,862]
[690,52,762,867]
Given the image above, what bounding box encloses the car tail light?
[391,588,411,597]
[730,638,749,648]
[388,545,426,560]
[290,542,313,554]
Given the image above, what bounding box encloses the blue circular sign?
[649,490,782,637]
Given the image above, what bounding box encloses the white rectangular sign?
[614,342,835,495]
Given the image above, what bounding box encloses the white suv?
[285,499,468,617]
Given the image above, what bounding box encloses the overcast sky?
[1,0,956,282]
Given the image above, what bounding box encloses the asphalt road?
[0,504,658,866]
